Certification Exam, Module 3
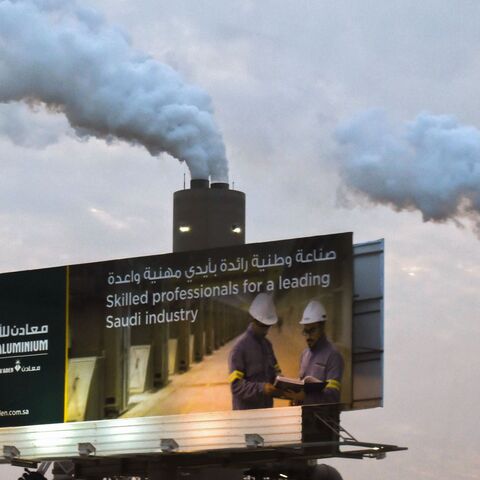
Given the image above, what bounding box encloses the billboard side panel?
[352,239,384,410]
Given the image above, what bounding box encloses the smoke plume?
[335,109,480,235]
[0,0,228,181]
[0,103,70,148]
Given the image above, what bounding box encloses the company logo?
[0,358,41,375]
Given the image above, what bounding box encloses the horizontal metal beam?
[69,441,407,478]
[0,407,302,462]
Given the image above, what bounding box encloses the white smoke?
[0,103,71,148]
[0,0,228,181]
[335,109,480,235]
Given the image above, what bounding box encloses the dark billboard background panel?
[68,232,353,421]
[0,267,67,427]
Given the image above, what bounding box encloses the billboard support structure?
[0,233,404,479]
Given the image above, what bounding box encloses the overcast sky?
[1,1,480,479]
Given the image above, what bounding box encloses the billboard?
[0,232,353,428]
[0,268,66,427]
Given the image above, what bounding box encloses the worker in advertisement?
[286,300,344,405]
[228,293,281,410]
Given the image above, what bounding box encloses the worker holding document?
[281,300,344,405]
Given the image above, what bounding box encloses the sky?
[1,1,480,479]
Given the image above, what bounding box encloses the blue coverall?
[299,336,344,404]
[228,324,280,410]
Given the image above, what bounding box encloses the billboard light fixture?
[160,438,179,453]
[231,224,242,234]
[179,225,191,233]
[3,445,20,459]
[245,433,264,448]
[78,442,96,457]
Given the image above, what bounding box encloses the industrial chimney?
[173,180,246,252]
[170,179,247,373]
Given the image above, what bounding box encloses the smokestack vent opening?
[211,182,229,190]
[190,179,209,189]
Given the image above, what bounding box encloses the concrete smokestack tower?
[171,179,246,374]
[173,180,246,252]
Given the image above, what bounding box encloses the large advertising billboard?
[0,232,353,428]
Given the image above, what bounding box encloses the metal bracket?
[365,446,387,460]
[51,460,75,479]
[78,442,96,457]
[245,434,264,448]
[3,445,20,460]
[313,412,358,442]
[312,413,389,459]
[10,459,38,469]
[160,438,179,453]
[37,461,52,475]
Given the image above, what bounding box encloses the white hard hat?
[249,293,278,326]
[300,300,327,324]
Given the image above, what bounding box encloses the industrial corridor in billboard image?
[67,233,352,421]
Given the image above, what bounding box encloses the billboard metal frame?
[2,405,406,479]
[0,238,397,478]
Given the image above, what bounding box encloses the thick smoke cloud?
[0,103,70,148]
[335,109,480,235]
[0,0,228,181]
